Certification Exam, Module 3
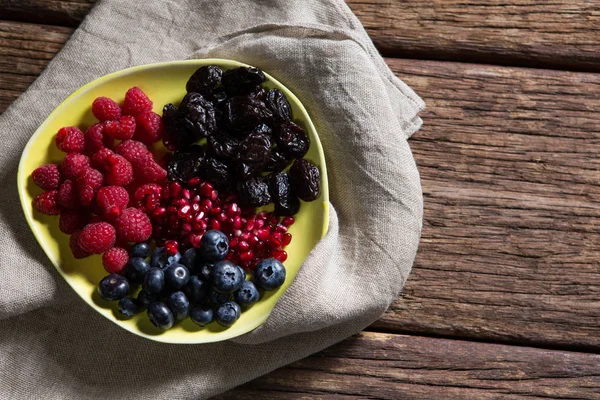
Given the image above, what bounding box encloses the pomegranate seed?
[282,233,292,246]
[281,216,295,227]
[245,220,255,231]
[275,224,288,233]
[216,212,227,222]
[255,219,265,229]
[182,188,191,200]
[178,205,191,218]
[191,203,200,212]
[257,211,267,220]
[211,219,221,230]
[209,207,221,215]
[201,199,212,209]
[167,206,177,215]
[273,250,288,262]
[188,177,200,187]
[232,216,242,229]
[272,232,283,242]
[165,240,179,255]
[199,182,213,197]
[239,251,254,262]
[240,232,251,241]
[192,194,201,204]
[268,215,278,225]
[249,235,260,247]
[210,190,218,201]
[256,229,270,241]
[182,223,192,233]
[161,185,171,199]
[233,229,242,237]
[170,182,182,198]
[270,236,282,248]
[238,240,250,252]
[192,235,202,248]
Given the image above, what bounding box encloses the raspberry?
[116,140,152,163]
[69,230,90,259]
[122,87,153,116]
[95,186,129,220]
[91,148,114,169]
[134,111,163,145]
[79,222,116,254]
[84,123,113,155]
[102,247,129,274]
[133,183,162,212]
[57,180,79,209]
[137,159,167,184]
[76,168,104,206]
[104,154,134,186]
[104,116,136,140]
[115,207,152,243]
[59,210,90,234]
[32,164,61,190]
[61,153,91,180]
[33,190,59,215]
[55,127,85,153]
[92,97,122,122]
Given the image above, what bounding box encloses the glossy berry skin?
[199,230,229,262]
[254,258,286,290]
[237,265,247,281]
[190,305,213,327]
[234,281,260,307]
[143,267,165,294]
[98,274,129,301]
[164,263,190,290]
[151,247,181,269]
[166,291,190,321]
[125,257,151,284]
[184,275,209,304]
[215,301,241,327]
[137,290,160,309]
[208,287,230,305]
[181,248,200,273]
[212,261,244,293]
[130,242,150,258]
[118,297,141,317]
[147,302,174,330]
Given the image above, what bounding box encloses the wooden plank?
[1,1,600,70]
[216,332,600,399]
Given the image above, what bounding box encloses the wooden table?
[2,1,600,398]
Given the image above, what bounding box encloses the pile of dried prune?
[163,65,320,215]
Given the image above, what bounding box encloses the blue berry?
[125,257,150,284]
[190,305,213,326]
[237,265,246,281]
[254,258,286,290]
[143,267,165,294]
[181,248,200,273]
[130,242,150,258]
[164,263,190,290]
[199,262,214,282]
[199,230,229,262]
[147,302,174,329]
[215,301,241,327]
[234,281,260,307]
[118,297,141,317]
[151,247,181,269]
[166,291,190,321]
[98,274,129,301]
[212,260,244,293]
[137,290,160,309]
[208,287,230,305]
[184,275,209,304]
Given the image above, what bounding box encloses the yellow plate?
[17,59,329,344]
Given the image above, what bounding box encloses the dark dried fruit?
[222,67,266,94]
[289,159,320,201]
[266,89,292,122]
[186,66,223,94]
[210,87,228,106]
[269,172,300,216]
[167,146,205,182]
[201,157,232,189]
[180,93,217,138]
[207,134,239,161]
[265,149,291,172]
[233,161,260,180]
[236,132,271,166]
[163,104,196,151]
[251,123,272,136]
[274,121,309,159]
[248,86,267,101]
[225,96,273,134]
[237,176,271,207]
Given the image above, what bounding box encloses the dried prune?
[186,65,223,94]
[274,121,309,159]
[210,87,228,106]
[266,89,291,122]
[236,132,271,166]
[162,103,196,151]
[180,93,217,138]
[251,123,272,136]
[233,162,259,180]
[224,96,273,134]
[201,157,232,189]
[248,86,267,101]
[269,172,300,216]
[237,176,271,207]
[265,149,291,172]
[289,159,320,201]
[222,67,266,94]
[167,147,205,182]
[207,134,239,160]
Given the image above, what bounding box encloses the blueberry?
[147,302,175,329]
[130,242,150,258]
[137,290,160,309]
[164,263,190,290]
[237,265,247,281]
[199,230,229,262]
[190,305,213,327]
[199,262,214,282]
[125,257,151,284]
[143,267,165,294]
[208,287,230,305]
[215,301,241,327]
[151,247,182,269]
[98,274,130,301]
[254,258,286,290]
[212,261,244,293]
[118,297,141,317]
[184,275,209,304]
[166,291,190,321]
[234,281,260,307]
[181,248,200,273]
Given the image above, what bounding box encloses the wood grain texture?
[1,1,600,70]
[216,332,600,399]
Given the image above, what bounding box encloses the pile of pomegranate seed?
[136,177,294,270]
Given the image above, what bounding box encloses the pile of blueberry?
[97,229,286,330]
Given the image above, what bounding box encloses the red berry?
[59,210,90,234]
[104,154,134,186]
[92,97,122,122]
[133,183,162,211]
[104,115,136,140]
[57,180,79,210]
[122,87,153,116]
[282,233,292,246]
[55,126,85,153]
[79,222,116,254]
[91,148,114,169]
[33,190,59,215]
[69,230,90,259]
[115,208,152,243]
[165,240,179,256]
[96,186,129,220]
[102,247,129,274]
[137,158,167,184]
[76,168,104,206]
[84,123,113,155]
[61,153,91,180]
[281,216,295,227]
[115,140,152,163]
[32,164,61,190]
[273,250,288,262]
[134,111,163,145]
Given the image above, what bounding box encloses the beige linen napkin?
[0,0,424,398]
